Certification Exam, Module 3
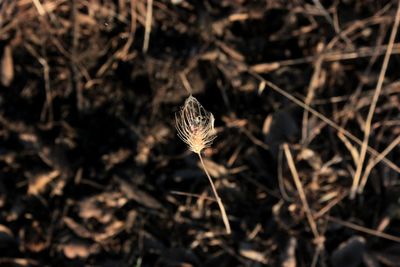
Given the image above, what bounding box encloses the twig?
[31,0,46,16]
[71,0,83,111]
[39,57,53,122]
[283,144,320,239]
[283,143,325,266]
[142,0,153,53]
[350,0,400,199]
[118,0,137,60]
[179,71,193,94]
[278,145,292,201]
[313,191,348,219]
[198,153,232,234]
[326,216,400,243]
[250,72,400,174]
[250,43,400,73]
[302,56,323,143]
[170,190,216,202]
[358,134,400,193]
[312,0,336,31]
[23,44,53,122]
[312,0,351,47]
[338,18,387,128]
[337,132,360,165]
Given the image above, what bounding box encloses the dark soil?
[0,0,400,266]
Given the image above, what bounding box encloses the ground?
[0,0,400,266]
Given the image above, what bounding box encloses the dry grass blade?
[175,95,231,234]
[358,134,400,193]
[302,56,323,143]
[250,71,400,174]
[283,144,320,239]
[170,190,216,202]
[250,43,400,73]
[32,0,46,16]
[142,0,153,53]
[0,45,14,87]
[327,216,400,243]
[283,143,324,266]
[350,0,400,199]
[198,154,232,234]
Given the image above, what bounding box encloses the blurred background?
[0,0,400,266]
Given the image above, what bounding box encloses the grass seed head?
[175,96,216,154]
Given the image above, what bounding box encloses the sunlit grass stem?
[175,96,231,234]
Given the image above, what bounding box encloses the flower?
[175,96,216,154]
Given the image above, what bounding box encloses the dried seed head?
[175,96,216,154]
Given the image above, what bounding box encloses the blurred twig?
[31,0,46,16]
[251,43,400,73]
[327,216,400,243]
[251,71,400,174]
[143,0,153,53]
[358,134,400,193]
[283,143,325,267]
[283,143,320,239]
[350,0,400,199]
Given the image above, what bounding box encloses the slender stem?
[283,144,320,239]
[142,0,153,53]
[350,0,400,199]
[249,71,400,174]
[197,153,232,234]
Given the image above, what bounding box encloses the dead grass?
[1,0,400,266]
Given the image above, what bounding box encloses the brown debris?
[27,170,60,195]
[0,45,14,87]
[0,0,400,265]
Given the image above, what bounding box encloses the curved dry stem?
[198,153,231,234]
[175,96,230,234]
[350,1,400,199]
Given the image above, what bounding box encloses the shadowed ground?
[0,1,400,266]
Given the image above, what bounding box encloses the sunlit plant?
[175,95,231,234]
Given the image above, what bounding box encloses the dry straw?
[175,95,231,234]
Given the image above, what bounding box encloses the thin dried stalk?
[350,0,400,199]
[283,144,320,239]
[249,71,400,174]
[175,95,231,234]
[358,134,400,193]
[142,0,153,53]
[198,153,231,234]
[326,216,400,243]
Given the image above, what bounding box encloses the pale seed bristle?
[175,96,216,154]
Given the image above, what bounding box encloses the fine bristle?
[175,96,216,154]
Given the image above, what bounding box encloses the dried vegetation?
[0,0,400,266]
